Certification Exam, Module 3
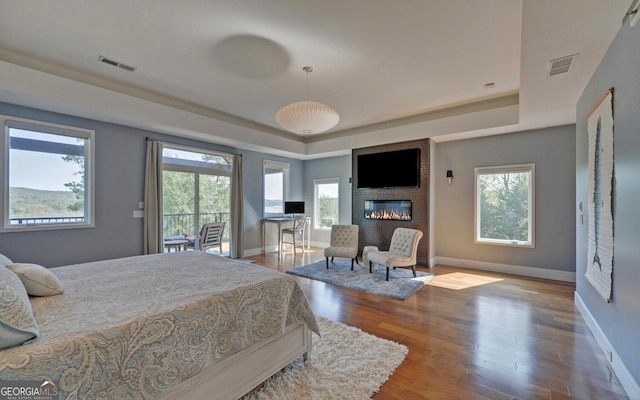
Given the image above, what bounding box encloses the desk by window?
[262,217,310,256]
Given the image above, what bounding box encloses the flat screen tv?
[284,201,305,214]
[357,148,420,188]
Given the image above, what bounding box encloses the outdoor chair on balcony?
[324,224,360,270]
[366,227,423,281]
[185,222,225,254]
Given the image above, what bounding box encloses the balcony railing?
[9,216,85,225]
[10,214,230,248]
[163,212,230,242]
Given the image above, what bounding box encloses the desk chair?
[280,215,308,256]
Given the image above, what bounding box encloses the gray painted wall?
[0,102,148,266]
[576,22,640,385]
[433,126,576,272]
[0,102,303,265]
[303,155,352,246]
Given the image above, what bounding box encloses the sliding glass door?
[162,147,231,253]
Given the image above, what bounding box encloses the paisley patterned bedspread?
[0,252,318,399]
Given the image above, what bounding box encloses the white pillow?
[0,266,40,349]
[0,253,12,268]
[8,263,64,297]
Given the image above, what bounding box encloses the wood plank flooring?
[248,248,628,400]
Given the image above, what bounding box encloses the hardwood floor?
[248,248,628,400]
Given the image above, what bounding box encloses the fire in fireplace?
[364,200,412,221]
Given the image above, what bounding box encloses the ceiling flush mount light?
[276,66,339,134]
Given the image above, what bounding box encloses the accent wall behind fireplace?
[352,139,429,266]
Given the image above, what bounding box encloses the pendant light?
[276,66,339,134]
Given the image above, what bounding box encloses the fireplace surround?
[352,138,429,266]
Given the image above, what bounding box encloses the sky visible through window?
[317,183,338,198]
[163,148,230,165]
[264,172,283,213]
[9,129,82,192]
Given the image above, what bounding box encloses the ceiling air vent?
[548,54,578,77]
[98,56,137,72]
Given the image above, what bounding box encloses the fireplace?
[364,200,412,221]
[353,139,429,265]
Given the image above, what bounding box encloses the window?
[162,146,232,247]
[2,116,94,231]
[263,160,289,216]
[475,164,534,247]
[314,178,339,230]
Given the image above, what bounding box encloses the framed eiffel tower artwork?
[586,88,614,302]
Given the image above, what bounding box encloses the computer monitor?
[284,201,305,215]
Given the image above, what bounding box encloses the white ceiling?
[0,0,632,159]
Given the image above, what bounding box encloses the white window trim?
[263,160,290,217]
[314,178,340,230]
[2,115,95,232]
[474,163,535,248]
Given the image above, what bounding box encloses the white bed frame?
[160,322,312,400]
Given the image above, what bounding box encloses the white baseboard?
[309,240,329,249]
[243,247,263,257]
[575,292,640,400]
[431,256,576,282]
[243,241,329,258]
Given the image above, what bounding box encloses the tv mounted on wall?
[284,201,305,215]
[357,148,420,188]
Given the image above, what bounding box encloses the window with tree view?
[3,117,94,231]
[475,164,534,247]
[314,178,339,229]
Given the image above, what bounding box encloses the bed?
[0,252,319,399]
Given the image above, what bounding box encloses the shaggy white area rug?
[242,316,408,400]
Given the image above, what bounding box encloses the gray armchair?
[324,224,360,270]
[367,227,423,281]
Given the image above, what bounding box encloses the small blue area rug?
[287,258,432,300]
